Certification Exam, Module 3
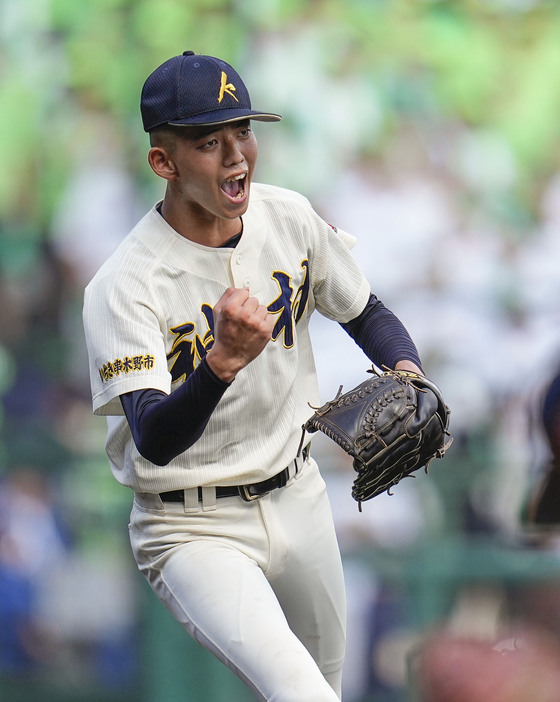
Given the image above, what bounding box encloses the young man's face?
[167,120,258,221]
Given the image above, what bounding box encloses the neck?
[160,197,243,248]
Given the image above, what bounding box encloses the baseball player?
[83,51,424,701]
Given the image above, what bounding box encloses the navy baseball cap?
[141,51,282,132]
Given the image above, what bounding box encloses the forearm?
[120,356,231,466]
[341,294,423,372]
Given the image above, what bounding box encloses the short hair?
[149,124,185,150]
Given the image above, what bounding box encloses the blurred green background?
[2,0,560,700]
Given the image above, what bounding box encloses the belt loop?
[298,445,310,476]
[183,488,200,513]
[201,486,217,512]
[296,444,310,475]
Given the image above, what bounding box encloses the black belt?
[159,447,308,504]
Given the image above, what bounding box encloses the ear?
[148,146,178,181]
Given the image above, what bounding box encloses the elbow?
[134,437,174,466]
[134,432,202,466]
[130,419,206,466]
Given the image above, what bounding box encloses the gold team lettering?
[99,354,155,382]
[218,71,238,103]
[100,262,311,384]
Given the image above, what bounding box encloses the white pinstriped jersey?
[83,183,370,493]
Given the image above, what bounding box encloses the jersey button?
[235,254,242,264]
[243,279,251,288]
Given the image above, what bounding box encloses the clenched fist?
[206,287,275,383]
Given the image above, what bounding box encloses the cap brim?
[168,109,282,127]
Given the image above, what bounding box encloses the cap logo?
[218,71,239,103]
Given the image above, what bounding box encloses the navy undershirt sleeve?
[120,356,231,466]
[340,293,423,371]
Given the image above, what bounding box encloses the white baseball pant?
[129,456,346,701]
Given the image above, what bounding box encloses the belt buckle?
[240,485,267,502]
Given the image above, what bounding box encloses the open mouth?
[221,173,247,202]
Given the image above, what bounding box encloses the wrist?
[205,348,240,384]
[200,355,233,387]
[395,359,424,376]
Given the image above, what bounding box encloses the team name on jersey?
[97,261,310,385]
[167,260,310,384]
